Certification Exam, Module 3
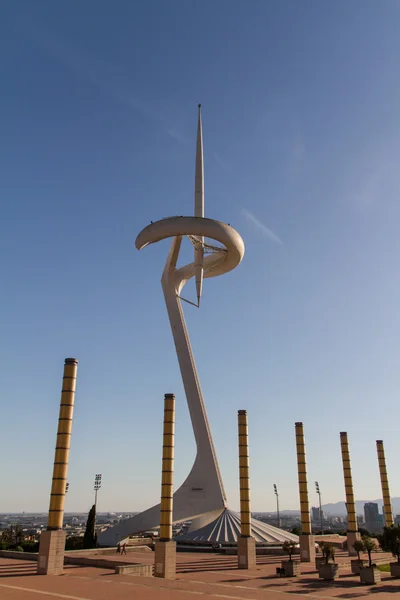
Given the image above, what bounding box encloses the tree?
[83,505,97,549]
[353,539,365,561]
[1,524,23,548]
[14,524,24,545]
[291,526,301,536]
[319,542,335,564]
[362,536,378,567]
[0,527,12,545]
[282,540,297,561]
[378,526,400,565]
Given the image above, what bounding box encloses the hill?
[322,498,400,516]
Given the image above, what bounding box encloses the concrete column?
[154,394,176,579]
[37,358,78,575]
[340,432,360,555]
[376,440,393,527]
[295,422,315,563]
[237,410,256,569]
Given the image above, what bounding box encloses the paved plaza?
[1,550,400,600]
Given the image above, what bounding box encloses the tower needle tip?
[198,103,201,108]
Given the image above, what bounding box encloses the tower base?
[237,536,256,569]
[347,531,361,556]
[154,540,176,579]
[37,530,66,575]
[299,534,315,563]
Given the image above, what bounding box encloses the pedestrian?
[122,543,127,555]
[116,542,121,554]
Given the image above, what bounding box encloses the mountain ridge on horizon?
[258,497,400,517]
[2,499,400,517]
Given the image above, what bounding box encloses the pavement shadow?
[279,577,365,595]
[369,584,400,594]
[261,582,290,589]
[221,577,252,583]
[337,594,368,599]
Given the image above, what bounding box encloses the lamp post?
[273,484,280,528]
[315,481,323,534]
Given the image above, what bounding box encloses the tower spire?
[195,103,204,218]
[194,103,204,306]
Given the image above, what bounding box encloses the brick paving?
[1,550,400,599]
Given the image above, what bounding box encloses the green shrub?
[282,540,297,561]
[378,526,400,564]
[352,539,365,560]
[362,536,378,567]
[21,541,39,552]
[65,536,84,551]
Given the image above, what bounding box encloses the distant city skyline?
[1,1,400,513]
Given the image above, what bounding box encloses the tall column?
[237,410,256,569]
[37,358,78,575]
[295,422,315,563]
[376,440,393,527]
[154,394,176,578]
[340,432,360,555]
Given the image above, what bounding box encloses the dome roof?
[175,508,299,544]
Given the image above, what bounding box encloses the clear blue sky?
[1,0,400,515]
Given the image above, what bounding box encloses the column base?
[299,534,315,563]
[237,536,256,569]
[154,540,176,579]
[37,530,66,575]
[347,531,361,556]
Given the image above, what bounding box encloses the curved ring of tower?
[98,107,298,546]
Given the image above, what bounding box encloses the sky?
[1,0,400,516]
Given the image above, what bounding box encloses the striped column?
[340,432,358,532]
[376,440,393,527]
[47,358,78,530]
[340,432,360,555]
[295,422,311,535]
[159,394,175,541]
[238,410,251,537]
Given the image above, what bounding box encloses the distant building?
[311,506,323,522]
[364,502,381,533]
[357,515,365,526]
[395,515,400,526]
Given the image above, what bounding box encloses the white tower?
[99,108,297,546]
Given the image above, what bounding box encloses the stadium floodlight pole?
[94,474,102,509]
[315,481,323,534]
[273,484,280,528]
[93,474,102,538]
[63,483,70,529]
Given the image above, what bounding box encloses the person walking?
[116,543,121,554]
[121,543,127,555]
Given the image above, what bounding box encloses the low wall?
[115,563,152,576]
[223,547,299,556]
[65,546,152,556]
[0,550,38,561]
[0,550,151,574]
[128,537,153,546]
